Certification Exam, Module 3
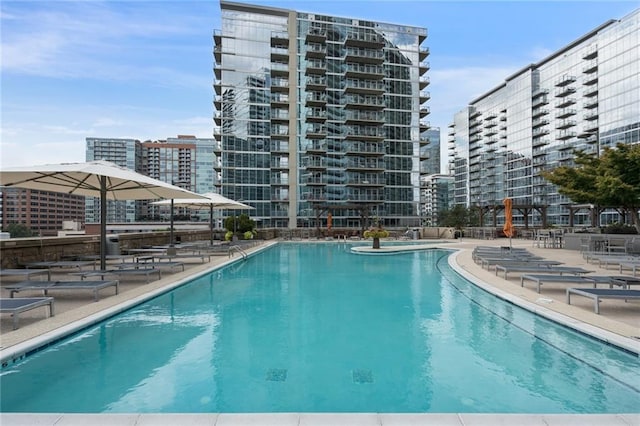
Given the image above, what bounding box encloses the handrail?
[230,245,248,260]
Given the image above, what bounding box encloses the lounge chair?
[5,280,119,302]
[0,268,51,281]
[0,297,55,329]
[479,258,561,270]
[520,274,615,293]
[566,288,640,314]
[618,261,640,277]
[70,268,162,283]
[495,265,592,279]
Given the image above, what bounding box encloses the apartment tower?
[448,9,639,228]
[214,1,431,230]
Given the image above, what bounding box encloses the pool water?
[1,243,639,413]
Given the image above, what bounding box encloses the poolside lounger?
[520,274,615,293]
[495,265,592,280]
[0,268,51,281]
[0,297,55,330]
[70,268,162,283]
[479,258,561,270]
[153,253,211,263]
[618,261,640,277]
[25,260,95,271]
[609,276,640,289]
[566,288,640,314]
[5,280,119,302]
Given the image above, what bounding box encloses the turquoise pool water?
[1,243,638,413]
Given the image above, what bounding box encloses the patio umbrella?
[0,160,206,270]
[151,192,253,245]
[503,197,515,248]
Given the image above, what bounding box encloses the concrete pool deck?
[1,238,638,425]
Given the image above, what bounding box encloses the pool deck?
[1,238,639,425]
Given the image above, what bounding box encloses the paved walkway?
[1,238,638,425]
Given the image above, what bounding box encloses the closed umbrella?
[152,193,253,245]
[503,197,515,248]
[327,212,332,231]
[0,160,206,270]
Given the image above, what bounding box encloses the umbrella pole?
[170,199,174,246]
[100,176,107,271]
[210,205,214,245]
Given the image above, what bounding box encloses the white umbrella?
[0,160,207,270]
[152,192,253,245]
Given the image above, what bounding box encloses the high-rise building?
[142,135,217,221]
[448,9,639,228]
[86,137,142,223]
[420,174,454,227]
[86,135,217,222]
[214,1,432,230]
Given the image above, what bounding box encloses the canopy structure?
[0,160,206,269]
[152,192,253,244]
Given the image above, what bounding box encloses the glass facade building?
[86,136,217,222]
[448,9,639,228]
[86,137,142,223]
[214,1,431,230]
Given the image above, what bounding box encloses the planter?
[372,237,380,249]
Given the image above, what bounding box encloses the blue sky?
[1,0,637,171]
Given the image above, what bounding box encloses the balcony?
[555,108,576,119]
[582,60,598,74]
[532,138,549,148]
[583,72,598,86]
[584,111,598,121]
[306,109,327,122]
[270,62,289,76]
[305,60,326,76]
[344,110,384,124]
[270,79,289,93]
[306,76,327,90]
[555,75,576,87]
[304,156,327,170]
[557,130,576,140]
[305,43,326,59]
[271,93,289,107]
[419,106,430,117]
[584,84,598,97]
[555,120,576,130]
[271,126,290,139]
[306,125,327,139]
[306,27,326,43]
[271,110,289,123]
[532,108,548,118]
[344,79,385,95]
[344,31,385,48]
[583,99,598,109]
[343,94,385,110]
[419,61,430,74]
[344,141,385,156]
[306,93,327,107]
[419,47,430,60]
[271,31,289,44]
[345,158,384,171]
[305,140,327,154]
[270,47,289,62]
[582,44,598,60]
[555,97,576,108]
[532,88,549,98]
[420,91,431,103]
[532,118,549,128]
[555,86,577,98]
[419,76,430,89]
[344,47,384,64]
[345,127,385,141]
[344,63,384,80]
[532,96,549,108]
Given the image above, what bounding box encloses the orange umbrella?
[327,212,332,230]
[503,198,515,242]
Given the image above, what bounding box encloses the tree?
[540,143,640,233]
[438,205,479,229]
[5,223,36,238]
[224,214,256,234]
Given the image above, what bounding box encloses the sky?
[1,0,638,172]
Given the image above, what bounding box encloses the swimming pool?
[1,243,638,413]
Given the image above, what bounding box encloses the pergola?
[474,203,548,229]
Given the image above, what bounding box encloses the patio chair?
[494,264,593,280]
